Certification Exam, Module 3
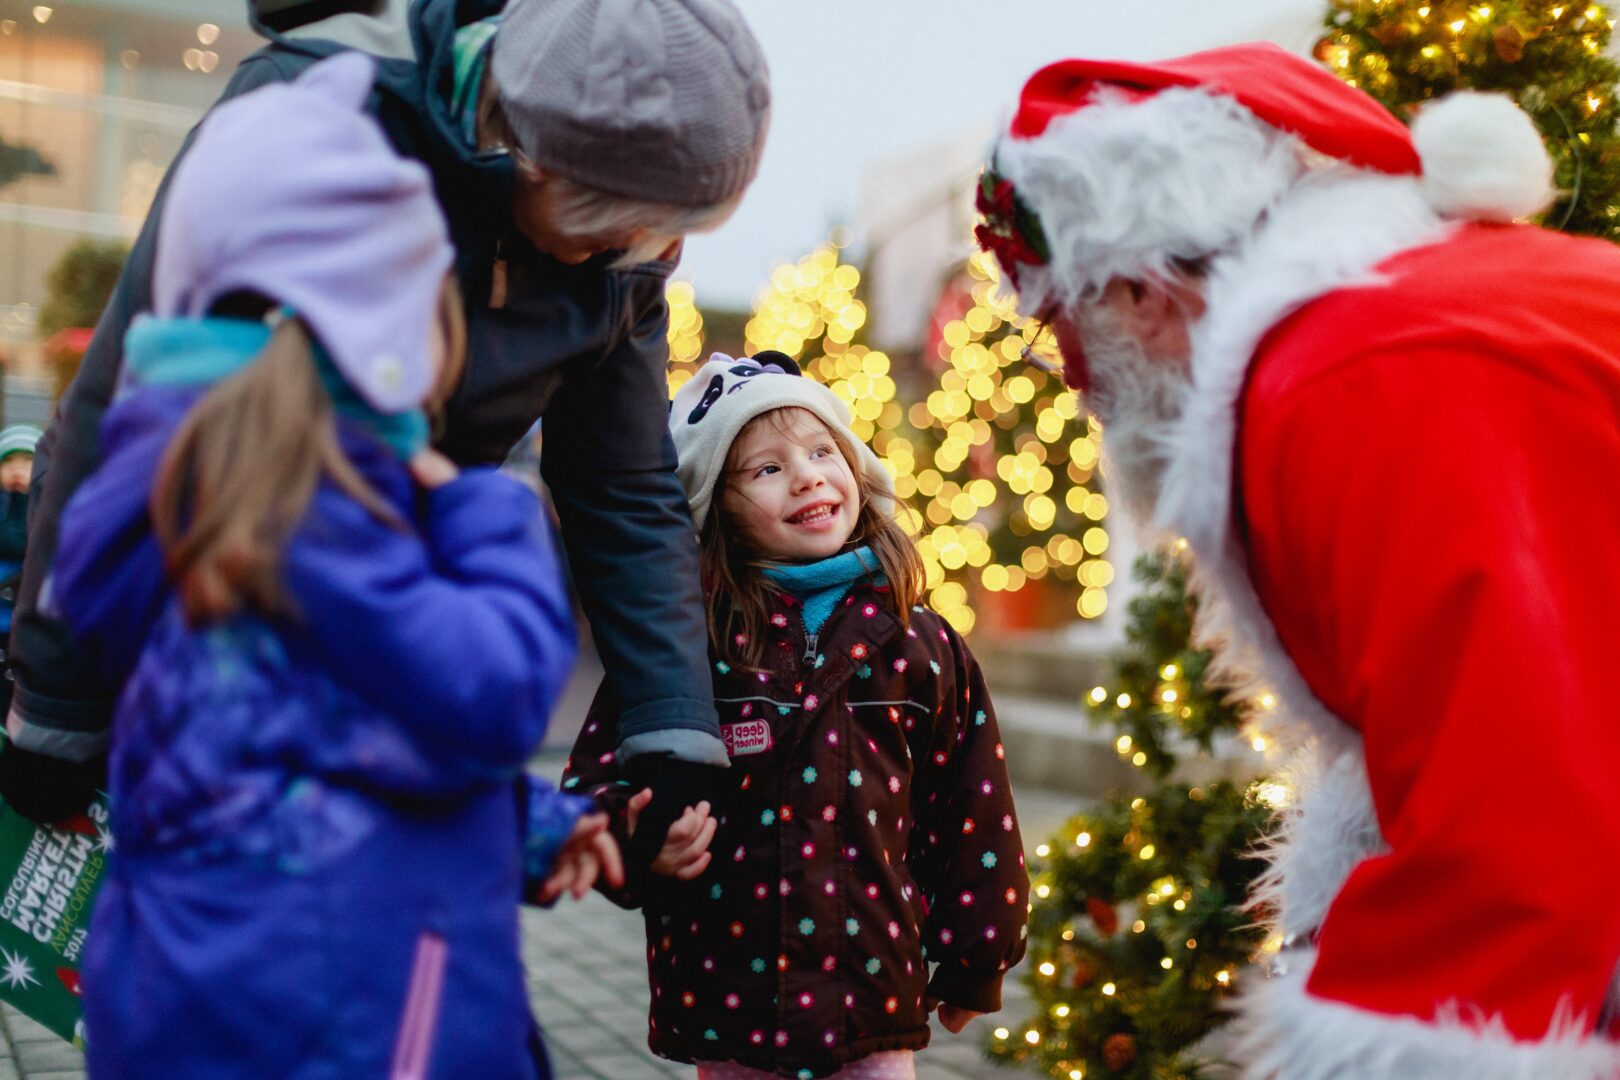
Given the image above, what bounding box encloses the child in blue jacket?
[0,424,39,637]
[50,54,606,1078]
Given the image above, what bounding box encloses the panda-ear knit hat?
[669,352,894,531]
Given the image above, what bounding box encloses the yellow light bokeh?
[683,235,1113,634]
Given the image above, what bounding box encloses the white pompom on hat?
[1411,89,1555,221]
[669,352,894,530]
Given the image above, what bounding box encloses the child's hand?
[928,999,982,1034]
[626,788,716,879]
[408,448,459,489]
[535,812,623,903]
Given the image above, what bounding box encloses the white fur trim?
[1150,171,1449,758]
[1248,744,1383,939]
[1232,949,1620,1080]
[1147,172,1451,938]
[1413,92,1555,223]
[996,87,1303,313]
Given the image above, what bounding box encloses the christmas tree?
[1319,0,1620,238]
[987,555,1276,1079]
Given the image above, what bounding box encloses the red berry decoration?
[1086,896,1119,937]
[972,167,1051,287]
[1102,1032,1138,1071]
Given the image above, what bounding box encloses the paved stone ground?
[0,1005,71,1080]
[527,885,1038,1080]
[0,749,1077,1079]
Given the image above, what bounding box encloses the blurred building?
[0,0,254,350]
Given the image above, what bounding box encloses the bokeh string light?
[900,250,1111,631]
[664,280,705,398]
[986,556,1276,1080]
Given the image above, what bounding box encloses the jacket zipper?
[803,631,818,664]
[489,238,508,309]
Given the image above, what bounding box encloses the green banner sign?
[0,794,110,1045]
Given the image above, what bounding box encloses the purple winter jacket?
[53,370,577,1079]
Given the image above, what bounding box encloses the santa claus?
[978,42,1620,1079]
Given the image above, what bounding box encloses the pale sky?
[679,0,1325,309]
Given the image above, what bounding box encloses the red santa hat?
[980,42,1554,387]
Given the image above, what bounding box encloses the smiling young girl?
[565,353,1028,1080]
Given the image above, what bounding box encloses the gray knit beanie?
[490,0,770,209]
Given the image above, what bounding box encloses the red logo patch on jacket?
[722,720,772,757]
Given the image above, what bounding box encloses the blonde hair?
[479,85,741,265]
[538,173,742,265]
[699,407,923,670]
[152,282,466,624]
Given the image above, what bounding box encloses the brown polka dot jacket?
[563,582,1029,1078]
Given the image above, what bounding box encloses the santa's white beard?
[1077,304,1193,533]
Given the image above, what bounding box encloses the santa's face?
[1050,286,1196,525]
[1050,278,1200,387]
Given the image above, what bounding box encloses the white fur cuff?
[1231,950,1620,1080]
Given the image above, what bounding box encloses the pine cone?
[1369,21,1408,47]
[1103,1032,1138,1071]
[1493,24,1525,63]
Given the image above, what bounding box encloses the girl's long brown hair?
[151,282,466,625]
[699,407,924,670]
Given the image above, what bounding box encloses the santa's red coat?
[1239,222,1620,1038]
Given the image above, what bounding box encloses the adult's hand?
[0,742,103,825]
[622,756,716,877]
[626,788,715,880]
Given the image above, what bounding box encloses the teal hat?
[0,425,40,463]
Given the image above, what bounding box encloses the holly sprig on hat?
[974,164,1050,287]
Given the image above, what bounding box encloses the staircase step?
[994,694,1266,800]
[972,635,1115,702]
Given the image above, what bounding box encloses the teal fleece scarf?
[763,547,884,635]
[123,316,429,460]
[450,15,500,150]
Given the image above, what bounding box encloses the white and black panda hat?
[670,351,895,530]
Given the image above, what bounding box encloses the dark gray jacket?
[9,0,725,767]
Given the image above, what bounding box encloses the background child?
[565,354,1029,1080]
[51,54,608,1078]
[0,424,39,635]
[0,425,37,496]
